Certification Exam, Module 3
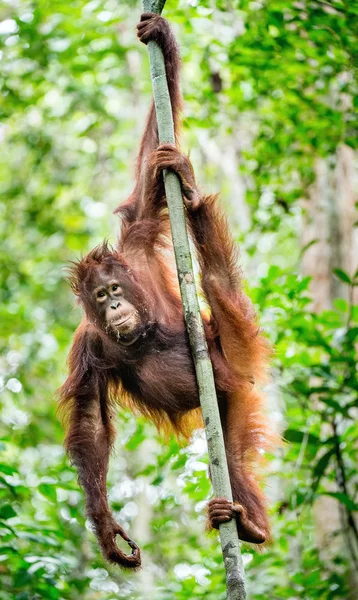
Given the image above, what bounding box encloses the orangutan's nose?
[110,301,121,310]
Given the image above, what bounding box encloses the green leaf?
[171,453,187,471]
[333,269,351,284]
[38,484,57,503]
[312,447,335,489]
[333,298,348,313]
[151,475,164,486]
[284,429,320,446]
[0,545,18,554]
[321,398,350,417]
[322,492,358,512]
[0,475,17,495]
[0,504,17,520]
[347,327,358,342]
[125,423,146,451]
[0,464,18,476]
[299,239,318,256]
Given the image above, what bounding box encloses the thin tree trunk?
[302,146,358,308]
[141,1,246,598]
[301,144,358,594]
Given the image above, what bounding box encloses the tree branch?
[141,1,246,598]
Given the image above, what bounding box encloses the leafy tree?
[0,1,356,599]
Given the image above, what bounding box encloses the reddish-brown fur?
[59,13,275,569]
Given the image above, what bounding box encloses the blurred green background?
[0,1,357,598]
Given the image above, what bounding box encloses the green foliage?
[0,1,357,599]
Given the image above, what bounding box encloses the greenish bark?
[141,2,246,598]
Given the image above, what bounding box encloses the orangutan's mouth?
[111,314,133,327]
[109,312,142,346]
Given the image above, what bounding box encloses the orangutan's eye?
[96,290,107,302]
[111,284,122,294]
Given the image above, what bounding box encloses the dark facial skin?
[92,271,140,344]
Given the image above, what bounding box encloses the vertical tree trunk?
[302,145,358,309]
[141,2,246,597]
[300,144,358,591]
